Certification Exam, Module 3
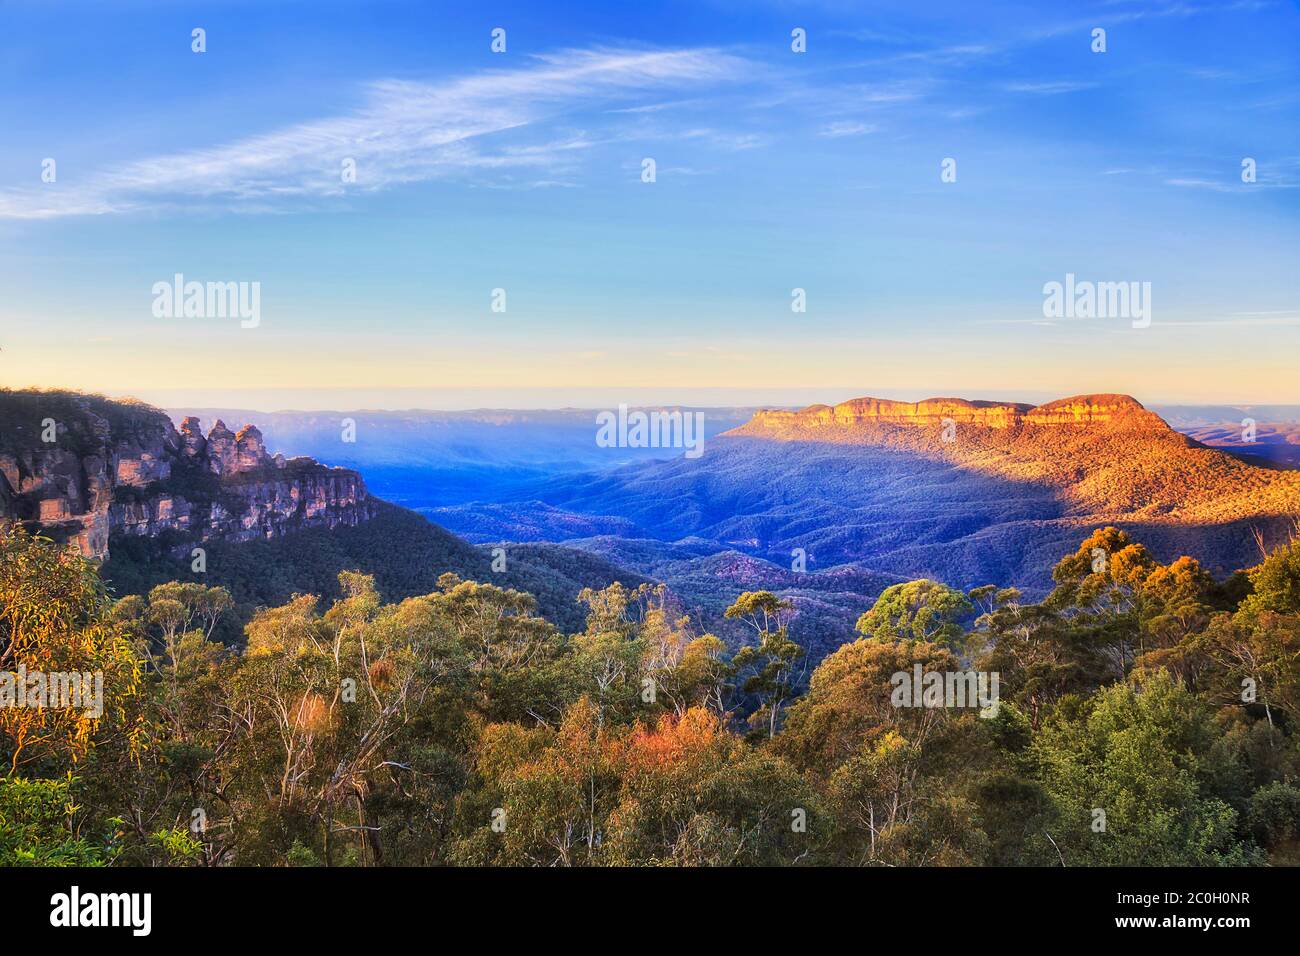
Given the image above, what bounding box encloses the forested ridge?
[3,520,1299,867]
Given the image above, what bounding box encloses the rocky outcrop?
[199,419,274,476]
[1024,394,1151,426]
[204,420,238,476]
[742,393,1157,434]
[0,390,377,560]
[233,425,268,473]
[179,416,207,458]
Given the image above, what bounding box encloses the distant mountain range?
[163,405,756,508]
[1150,403,1300,469]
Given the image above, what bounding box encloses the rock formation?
[0,390,376,560]
[204,420,238,475]
[179,416,207,458]
[746,393,1156,432]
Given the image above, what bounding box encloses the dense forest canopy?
[2,520,1299,866]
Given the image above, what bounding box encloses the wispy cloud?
[604,99,704,114]
[1166,175,1298,191]
[677,128,764,151]
[850,43,999,68]
[820,121,878,138]
[828,27,926,46]
[1165,177,1245,192]
[0,47,746,220]
[1031,2,1206,39]
[1004,80,1099,95]
[1157,314,1300,327]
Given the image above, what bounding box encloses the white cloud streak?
[820,121,878,138]
[0,47,746,220]
[1004,80,1098,95]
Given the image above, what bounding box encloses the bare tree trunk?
[353,786,383,865]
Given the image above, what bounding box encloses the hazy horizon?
[100,386,1300,416]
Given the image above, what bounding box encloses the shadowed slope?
[438,395,1300,638]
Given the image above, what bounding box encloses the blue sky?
[1,0,1297,408]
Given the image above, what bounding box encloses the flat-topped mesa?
[752,397,1035,430]
[742,393,1156,433]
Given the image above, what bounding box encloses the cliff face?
[0,391,375,560]
[744,394,1157,432]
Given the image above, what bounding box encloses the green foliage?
[286,839,322,867]
[0,775,106,866]
[1030,672,1260,866]
[4,520,1297,867]
[149,826,205,865]
[1240,537,1300,616]
[726,591,804,739]
[0,524,146,773]
[1247,782,1300,862]
[856,579,973,650]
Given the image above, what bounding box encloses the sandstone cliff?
[0,390,375,560]
[744,393,1159,431]
[728,392,1300,524]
